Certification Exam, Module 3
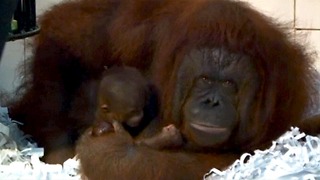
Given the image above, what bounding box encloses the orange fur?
[9,0,319,178]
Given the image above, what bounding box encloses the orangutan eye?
[222,80,233,87]
[200,75,212,84]
[222,80,237,92]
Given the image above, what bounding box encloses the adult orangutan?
[9,0,320,179]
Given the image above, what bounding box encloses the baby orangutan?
[92,66,149,136]
[91,66,183,149]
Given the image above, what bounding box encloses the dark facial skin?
[176,48,260,149]
[93,67,149,133]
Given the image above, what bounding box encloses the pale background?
[0,0,319,92]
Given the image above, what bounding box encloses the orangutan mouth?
[190,123,228,134]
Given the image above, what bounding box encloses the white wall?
[243,0,320,70]
[1,0,320,92]
[0,0,64,92]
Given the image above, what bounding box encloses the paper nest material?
[1,106,320,179]
[205,127,320,180]
[0,107,80,179]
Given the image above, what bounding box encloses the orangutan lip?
[190,123,227,134]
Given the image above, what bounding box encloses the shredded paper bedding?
[0,107,80,179]
[205,127,320,180]
[1,106,320,179]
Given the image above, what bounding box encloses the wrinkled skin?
[179,49,259,149]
